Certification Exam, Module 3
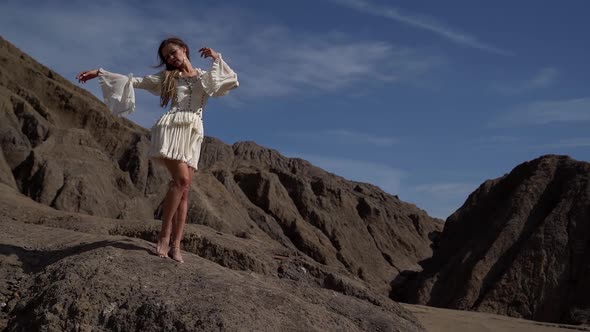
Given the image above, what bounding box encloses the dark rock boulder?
[395,155,590,325]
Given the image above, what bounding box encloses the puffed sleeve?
[97,69,162,117]
[199,54,239,97]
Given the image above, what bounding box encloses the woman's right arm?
[76,68,101,83]
[76,68,163,117]
[77,68,162,94]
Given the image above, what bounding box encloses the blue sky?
[1,0,589,219]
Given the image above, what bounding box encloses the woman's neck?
[178,60,198,76]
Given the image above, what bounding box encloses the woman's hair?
[155,37,191,108]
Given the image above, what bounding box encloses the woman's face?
[162,43,186,68]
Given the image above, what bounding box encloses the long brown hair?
[156,37,191,107]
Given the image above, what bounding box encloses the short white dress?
[97,55,238,169]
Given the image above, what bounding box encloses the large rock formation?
[0,36,441,330]
[394,155,590,325]
[0,185,423,331]
[0,36,441,297]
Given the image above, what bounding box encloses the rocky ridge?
[0,36,440,330]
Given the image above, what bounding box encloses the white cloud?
[411,182,478,219]
[491,97,590,127]
[529,67,559,89]
[0,1,222,77]
[535,138,590,149]
[492,67,559,94]
[327,0,510,55]
[237,34,444,97]
[460,135,526,152]
[281,129,398,147]
[0,0,444,102]
[325,130,398,147]
[425,206,457,220]
[486,135,522,143]
[414,182,476,199]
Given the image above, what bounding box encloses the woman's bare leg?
[156,159,191,258]
[169,167,194,263]
[156,182,175,257]
[168,210,180,246]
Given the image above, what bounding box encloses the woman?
[76,37,239,263]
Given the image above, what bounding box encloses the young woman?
[76,37,239,263]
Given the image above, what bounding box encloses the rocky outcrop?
[201,140,442,293]
[394,155,590,325]
[0,36,441,299]
[0,36,443,330]
[0,37,169,220]
[0,196,424,331]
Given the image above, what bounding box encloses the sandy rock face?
[203,140,442,293]
[0,36,439,330]
[0,36,441,298]
[0,216,424,332]
[395,155,590,325]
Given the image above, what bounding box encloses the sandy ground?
[402,304,590,332]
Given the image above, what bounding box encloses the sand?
[403,304,590,332]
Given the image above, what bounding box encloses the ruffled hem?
[154,109,202,126]
[149,153,200,170]
[149,118,204,170]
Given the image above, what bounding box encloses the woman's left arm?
[199,48,239,97]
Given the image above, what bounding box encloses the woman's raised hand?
[199,47,219,61]
[76,69,100,83]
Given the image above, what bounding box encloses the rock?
[0,148,15,189]
[0,206,425,331]
[395,155,590,325]
[0,35,441,299]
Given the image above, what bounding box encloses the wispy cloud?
[529,67,559,88]
[281,129,398,147]
[327,0,510,55]
[535,138,590,149]
[287,153,405,195]
[325,130,398,147]
[412,182,477,219]
[0,0,243,128]
[0,0,444,102]
[238,33,444,97]
[491,97,590,127]
[492,67,559,94]
[468,135,526,152]
[414,182,476,199]
[486,135,522,143]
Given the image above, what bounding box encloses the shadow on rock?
[0,240,150,274]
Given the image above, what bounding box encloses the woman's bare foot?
[154,237,169,258]
[169,246,184,263]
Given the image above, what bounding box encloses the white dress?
[97,55,238,169]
